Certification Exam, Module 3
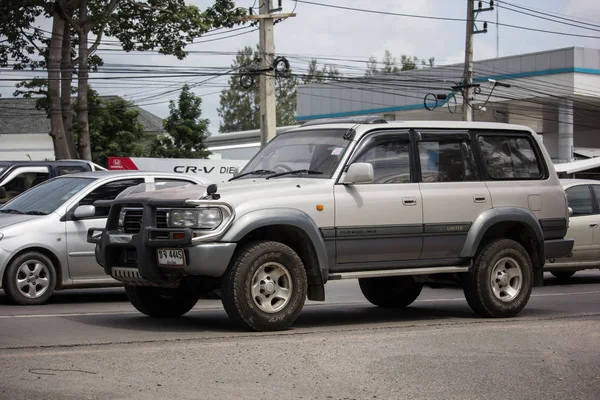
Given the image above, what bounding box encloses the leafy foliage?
[365,50,435,75]
[1,0,247,160]
[218,46,337,133]
[76,87,146,167]
[148,85,211,159]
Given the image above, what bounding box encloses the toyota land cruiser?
[88,116,574,331]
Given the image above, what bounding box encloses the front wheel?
[125,284,199,318]
[358,276,423,308]
[464,239,533,318]
[221,241,307,332]
[3,252,57,305]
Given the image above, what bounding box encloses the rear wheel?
[464,239,533,318]
[550,271,575,280]
[125,284,199,318]
[358,276,423,308]
[3,252,57,305]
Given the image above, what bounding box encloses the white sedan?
[545,179,600,279]
[0,171,204,305]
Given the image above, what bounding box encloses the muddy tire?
[221,241,307,332]
[464,239,533,318]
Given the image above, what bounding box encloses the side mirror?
[0,187,5,199]
[342,163,374,185]
[73,205,96,219]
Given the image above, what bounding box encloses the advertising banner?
[108,157,248,182]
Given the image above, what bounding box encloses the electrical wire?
[293,0,600,39]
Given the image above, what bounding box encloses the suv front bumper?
[87,198,236,287]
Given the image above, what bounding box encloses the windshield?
[240,129,350,179]
[0,177,93,215]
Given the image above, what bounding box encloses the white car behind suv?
[545,179,600,279]
[0,171,204,305]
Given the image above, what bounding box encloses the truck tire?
[464,238,533,318]
[221,241,307,332]
[358,276,423,308]
[550,271,575,280]
[125,284,199,318]
[3,251,57,305]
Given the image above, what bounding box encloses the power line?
[294,0,600,39]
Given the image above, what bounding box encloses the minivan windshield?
[0,177,93,215]
[239,129,350,179]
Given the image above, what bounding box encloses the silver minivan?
[0,171,204,305]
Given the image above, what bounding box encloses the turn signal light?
[316,204,324,211]
[173,232,186,240]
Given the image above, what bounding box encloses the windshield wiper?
[266,169,323,179]
[228,169,276,182]
[24,211,48,215]
[0,209,24,214]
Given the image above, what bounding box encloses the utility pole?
[462,0,494,121]
[462,0,475,122]
[241,1,296,147]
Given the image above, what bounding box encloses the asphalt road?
[0,272,598,400]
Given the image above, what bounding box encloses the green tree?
[218,47,337,133]
[75,87,146,167]
[148,85,211,159]
[365,50,435,75]
[0,1,246,160]
[301,59,340,84]
[217,46,260,133]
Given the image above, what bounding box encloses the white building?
[295,46,600,164]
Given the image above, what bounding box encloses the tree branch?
[19,28,44,55]
[57,0,84,35]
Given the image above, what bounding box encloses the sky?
[1,0,599,134]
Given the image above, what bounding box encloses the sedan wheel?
[4,252,57,305]
[15,260,52,299]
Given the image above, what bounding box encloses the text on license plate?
[157,248,185,266]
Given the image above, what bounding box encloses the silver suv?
[89,117,574,331]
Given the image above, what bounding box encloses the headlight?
[169,208,222,229]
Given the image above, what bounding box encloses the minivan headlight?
[169,208,222,229]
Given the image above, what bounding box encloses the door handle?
[402,197,417,206]
[474,195,487,203]
[589,222,598,227]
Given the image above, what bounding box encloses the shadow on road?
[542,272,600,286]
[62,298,564,335]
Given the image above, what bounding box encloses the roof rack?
[300,115,388,127]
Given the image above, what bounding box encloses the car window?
[418,141,479,182]
[566,185,593,216]
[591,185,600,211]
[154,178,198,185]
[0,177,93,214]
[477,135,542,179]
[0,169,50,203]
[241,129,349,178]
[78,179,144,218]
[353,134,411,184]
[57,166,86,175]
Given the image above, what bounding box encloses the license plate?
[157,248,185,266]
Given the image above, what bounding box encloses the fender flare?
[460,207,545,263]
[220,208,330,284]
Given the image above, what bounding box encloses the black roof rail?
[300,115,388,127]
